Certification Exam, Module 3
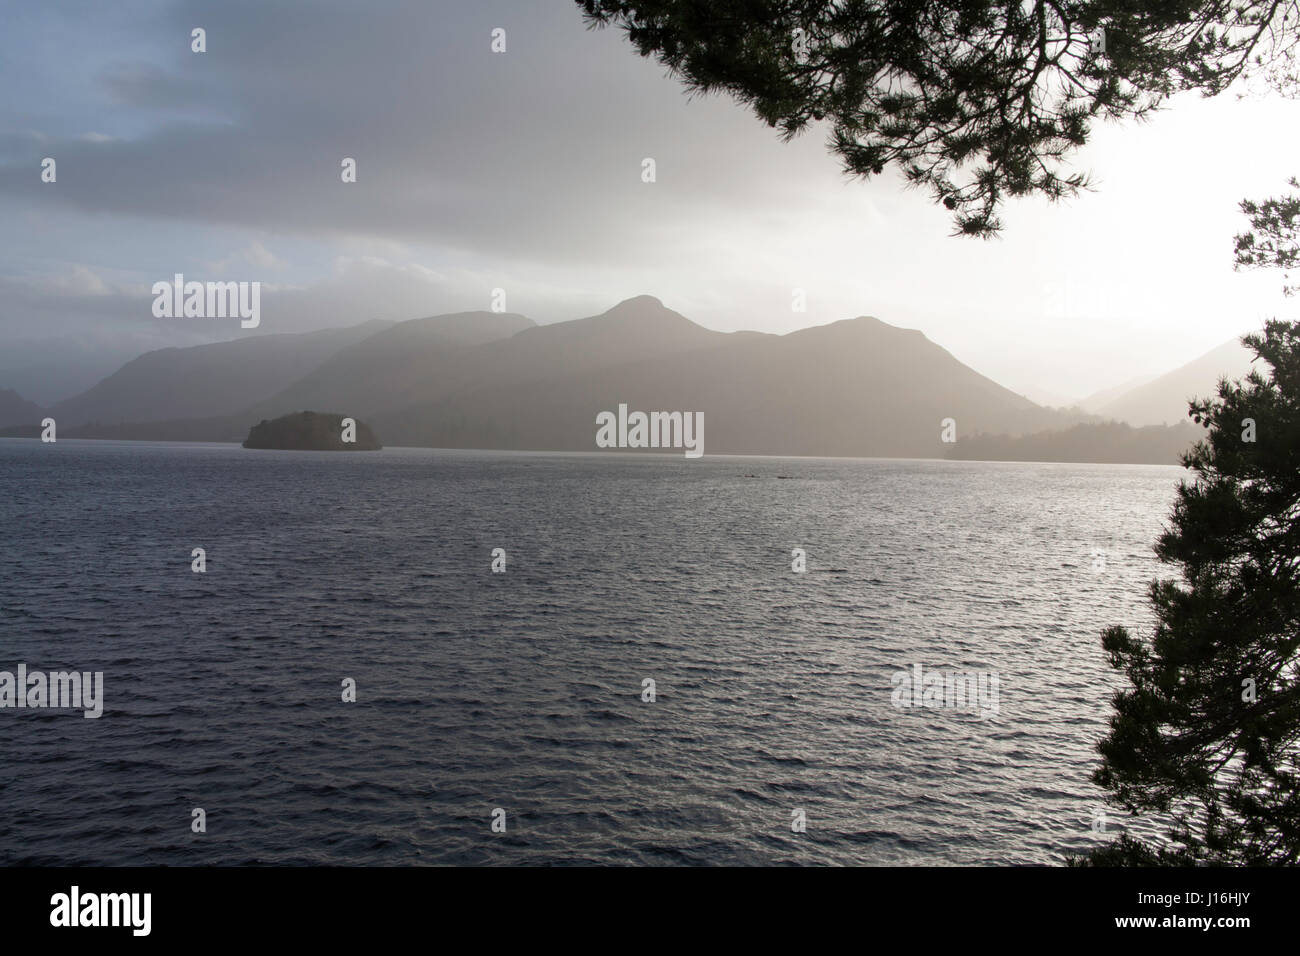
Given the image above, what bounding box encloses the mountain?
[0,347,135,408]
[245,309,537,420]
[0,388,45,428]
[1010,385,1081,409]
[50,321,396,427]
[29,296,1091,458]
[1091,338,1257,427]
[367,300,1074,457]
[1077,374,1152,413]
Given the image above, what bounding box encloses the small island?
[243,411,382,451]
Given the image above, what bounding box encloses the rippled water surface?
[0,440,1183,865]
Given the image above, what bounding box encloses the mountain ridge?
[1090,338,1256,426]
[1,296,1248,463]
[50,320,396,426]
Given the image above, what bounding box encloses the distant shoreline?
[0,434,1188,467]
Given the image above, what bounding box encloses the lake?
[0,440,1183,864]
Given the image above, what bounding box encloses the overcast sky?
[3,0,1299,404]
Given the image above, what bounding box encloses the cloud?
[0,0,1297,399]
[16,264,116,297]
[204,240,287,273]
[0,0,829,266]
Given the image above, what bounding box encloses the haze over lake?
[0,440,1179,864]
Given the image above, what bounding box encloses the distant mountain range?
[1082,338,1257,427]
[0,388,44,428]
[0,296,1260,463]
[48,320,394,426]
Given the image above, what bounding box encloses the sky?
[2,0,1299,405]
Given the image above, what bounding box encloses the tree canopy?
[1082,318,1300,864]
[579,0,1300,235]
[1236,176,1300,296]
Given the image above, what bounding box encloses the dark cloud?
[0,0,811,264]
[0,0,1292,401]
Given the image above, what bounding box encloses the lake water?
[0,440,1183,865]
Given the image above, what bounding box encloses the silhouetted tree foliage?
[578,0,1300,236]
[1083,320,1300,864]
[1236,177,1300,296]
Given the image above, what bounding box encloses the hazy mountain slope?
[28,297,1097,458]
[248,310,538,419]
[1094,338,1256,426]
[0,387,45,428]
[0,349,132,407]
[1009,384,1081,409]
[253,297,759,422]
[52,320,395,426]
[1077,374,1152,413]
[373,311,1080,457]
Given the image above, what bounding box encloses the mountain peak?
[602,294,666,316]
[584,295,698,332]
